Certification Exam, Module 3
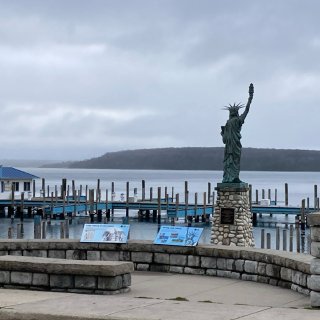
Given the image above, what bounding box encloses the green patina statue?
[221,83,254,183]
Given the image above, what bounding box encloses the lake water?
[6,168,319,252]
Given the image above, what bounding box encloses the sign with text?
[154,226,203,246]
[80,224,130,243]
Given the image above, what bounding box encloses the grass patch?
[198,300,213,303]
[167,297,189,302]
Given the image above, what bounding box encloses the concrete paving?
[0,271,317,320]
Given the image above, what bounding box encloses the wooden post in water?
[296,224,301,253]
[106,190,110,222]
[8,227,12,239]
[20,192,24,222]
[47,185,50,198]
[268,189,271,200]
[285,183,289,206]
[194,192,198,223]
[89,189,95,222]
[97,179,101,202]
[126,182,129,218]
[41,220,46,239]
[261,229,265,249]
[17,223,23,239]
[65,218,69,239]
[175,193,179,223]
[275,189,277,205]
[301,199,306,231]
[207,182,211,203]
[255,189,258,204]
[184,181,188,223]
[289,225,294,252]
[262,189,265,199]
[171,187,174,202]
[314,185,318,211]
[283,229,287,251]
[62,178,67,198]
[111,182,115,221]
[42,178,45,198]
[60,222,65,239]
[142,180,145,201]
[266,233,271,249]
[79,185,82,197]
[276,227,280,250]
[203,192,209,224]
[33,180,36,198]
[150,187,153,201]
[157,187,161,225]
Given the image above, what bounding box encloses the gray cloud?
[0,0,320,160]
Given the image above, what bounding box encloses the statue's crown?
[223,103,244,112]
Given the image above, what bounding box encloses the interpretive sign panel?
[80,224,130,243]
[220,208,235,225]
[154,226,203,246]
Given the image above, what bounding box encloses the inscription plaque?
[220,208,235,225]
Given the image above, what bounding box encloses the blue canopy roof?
[0,166,39,180]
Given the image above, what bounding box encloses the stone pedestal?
[308,213,320,308]
[211,183,254,247]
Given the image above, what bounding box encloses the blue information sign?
[154,226,203,246]
[80,224,130,243]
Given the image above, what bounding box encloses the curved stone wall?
[0,240,312,296]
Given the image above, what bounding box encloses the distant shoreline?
[40,147,320,172]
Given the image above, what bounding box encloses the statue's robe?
[222,114,245,183]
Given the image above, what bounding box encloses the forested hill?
[44,147,320,171]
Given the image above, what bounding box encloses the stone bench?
[0,255,134,294]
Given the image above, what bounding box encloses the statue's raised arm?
[239,83,254,124]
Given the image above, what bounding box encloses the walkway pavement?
[0,271,317,320]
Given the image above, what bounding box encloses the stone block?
[311,227,320,242]
[75,276,97,289]
[169,266,184,274]
[136,264,149,271]
[0,271,10,284]
[217,258,226,270]
[101,251,120,261]
[311,291,320,307]
[242,274,258,282]
[32,273,49,286]
[311,242,320,258]
[292,270,307,287]
[266,264,280,278]
[131,252,153,263]
[217,270,232,278]
[226,259,235,271]
[235,260,244,272]
[23,250,47,258]
[48,250,66,259]
[50,275,73,288]
[308,214,320,227]
[278,280,291,289]
[307,275,320,291]
[257,262,266,275]
[150,264,170,272]
[202,268,214,276]
[9,250,22,256]
[291,284,310,296]
[230,272,241,279]
[244,261,258,274]
[87,251,101,261]
[280,267,292,282]
[66,249,86,260]
[269,279,278,286]
[122,273,131,287]
[170,254,187,266]
[257,276,269,284]
[98,276,123,290]
[154,253,170,264]
[120,251,131,261]
[310,258,320,275]
[187,255,200,267]
[201,257,217,269]
[11,272,32,285]
[184,267,205,275]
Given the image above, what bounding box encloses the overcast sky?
[1,0,320,161]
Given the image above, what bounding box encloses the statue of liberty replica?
[221,83,254,183]
[211,83,255,247]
